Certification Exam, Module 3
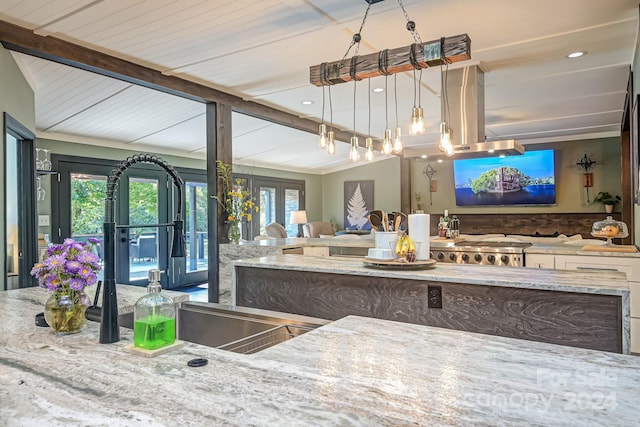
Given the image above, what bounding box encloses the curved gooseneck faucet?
[100,154,186,344]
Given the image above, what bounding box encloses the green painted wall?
[1,48,36,290]
[233,164,323,224]
[411,138,622,216]
[35,139,323,234]
[320,138,621,230]
[37,138,206,169]
[633,17,640,244]
[322,158,401,229]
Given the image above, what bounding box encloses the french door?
[177,171,208,286]
[54,156,205,289]
[252,178,305,237]
[116,169,170,287]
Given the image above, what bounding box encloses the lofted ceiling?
[0,0,637,174]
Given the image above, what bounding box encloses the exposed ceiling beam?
[0,20,377,147]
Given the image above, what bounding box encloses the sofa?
[302,222,335,238]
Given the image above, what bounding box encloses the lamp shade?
[290,210,308,225]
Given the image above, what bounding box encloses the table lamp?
[290,210,308,237]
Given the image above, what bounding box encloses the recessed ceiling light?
[372,87,384,93]
[301,100,314,105]
[437,159,444,163]
[566,51,586,59]
[420,154,427,159]
[487,149,495,154]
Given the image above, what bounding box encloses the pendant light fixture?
[327,85,336,155]
[349,79,360,162]
[439,38,454,157]
[319,86,327,149]
[310,1,474,159]
[365,79,374,162]
[409,67,425,135]
[382,74,393,155]
[392,74,403,154]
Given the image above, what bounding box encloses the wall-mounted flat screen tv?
[453,149,556,206]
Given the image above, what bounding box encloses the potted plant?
[593,191,621,213]
[30,238,101,334]
[213,161,259,243]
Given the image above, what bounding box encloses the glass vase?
[228,221,241,244]
[43,290,90,335]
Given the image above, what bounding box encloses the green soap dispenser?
[133,269,176,350]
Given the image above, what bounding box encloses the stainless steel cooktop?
[431,241,532,266]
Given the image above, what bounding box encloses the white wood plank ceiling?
[1,0,637,174]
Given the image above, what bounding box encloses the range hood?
[403,65,524,159]
[443,139,524,159]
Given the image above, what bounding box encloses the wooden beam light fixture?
[309,0,472,160]
[309,34,471,87]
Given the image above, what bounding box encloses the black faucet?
[99,154,186,344]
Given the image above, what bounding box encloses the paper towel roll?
[408,213,430,260]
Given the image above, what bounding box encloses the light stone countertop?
[227,236,375,249]
[12,283,190,315]
[1,287,639,426]
[233,254,630,297]
[525,243,640,257]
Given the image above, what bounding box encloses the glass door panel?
[70,173,107,280]
[259,186,276,236]
[6,133,19,286]
[253,178,304,238]
[4,116,36,290]
[185,181,207,273]
[128,177,159,282]
[284,189,301,237]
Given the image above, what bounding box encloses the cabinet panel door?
[630,281,640,318]
[555,255,640,281]
[632,318,640,354]
[525,254,555,269]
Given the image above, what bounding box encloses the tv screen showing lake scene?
[453,150,556,206]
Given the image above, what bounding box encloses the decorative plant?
[30,238,101,333]
[214,161,259,242]
[30,238,101,293]
[593,192,621,206]
[415,192,425,211]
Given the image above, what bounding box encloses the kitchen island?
[1,287,639,425]
[234,255,630,354]
[219,237,372,299]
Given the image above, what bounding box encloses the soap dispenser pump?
[133,269,176,350]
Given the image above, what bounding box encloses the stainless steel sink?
[119,302,329,354]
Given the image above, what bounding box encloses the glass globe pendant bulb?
[349,136,360,162]
[327,131,336,155]
[439,122,453,152]
[319,123,327,148]
[392,127,403,153]
[365,137,374,162]
[382,128,392,155]
[445,144,455,157]
[409,107,425,136]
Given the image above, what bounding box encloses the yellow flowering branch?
[213,161,259,225]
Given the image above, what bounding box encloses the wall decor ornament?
[344,180,374,230]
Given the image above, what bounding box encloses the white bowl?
[367,248,395,260]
